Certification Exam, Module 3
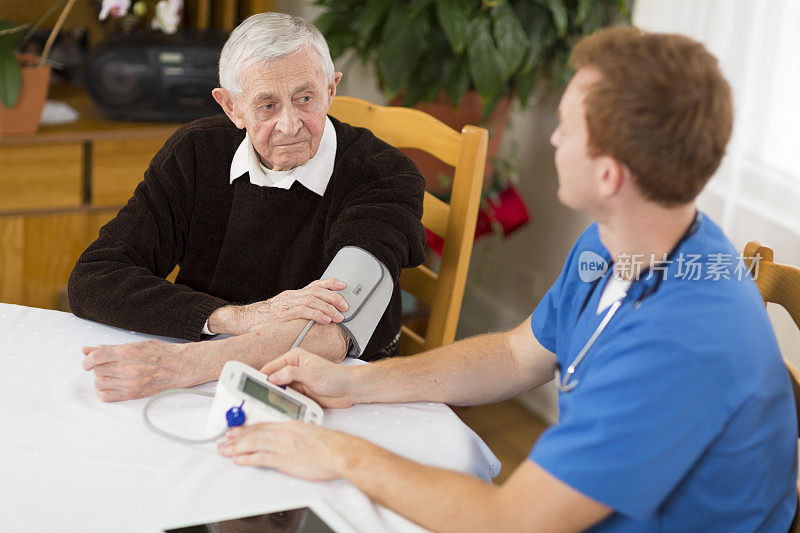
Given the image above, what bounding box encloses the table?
[0,303,501,532]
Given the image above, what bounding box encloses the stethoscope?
[554,212,702,393]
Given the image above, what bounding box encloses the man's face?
[231,47,338,171]
[549,68,605,211]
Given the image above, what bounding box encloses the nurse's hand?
[260,348,357,409]
[82,340,198,401]
[217,421,358,481]
[207,278,349,336]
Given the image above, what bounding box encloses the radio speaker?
[85,32,226,122]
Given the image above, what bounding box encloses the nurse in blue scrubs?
[218,27,798,533]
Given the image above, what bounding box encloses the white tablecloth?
[0,303,500,532]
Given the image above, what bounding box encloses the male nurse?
[218,27,798,532]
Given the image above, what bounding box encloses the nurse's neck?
[596,200,697,281]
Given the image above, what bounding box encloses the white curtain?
[634,0,800,361]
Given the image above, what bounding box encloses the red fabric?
[426,185,530,256]
[488,185,531,237]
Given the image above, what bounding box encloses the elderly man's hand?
[81,340,196,402]
[208,278,349,336]
[218,420,358,481]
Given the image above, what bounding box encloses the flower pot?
[0,54,51,135]
[391,91,512,195]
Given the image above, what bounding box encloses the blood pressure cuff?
[321,246,393,358]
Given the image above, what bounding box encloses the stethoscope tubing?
[557,298,623,392]
[555,212,702,393]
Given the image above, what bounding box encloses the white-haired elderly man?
[68,13,426,402]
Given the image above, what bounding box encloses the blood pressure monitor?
[206,361,323,436]
[143,360,323,444]
[144,245,390,444]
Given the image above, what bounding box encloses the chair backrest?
[744,242,800,330]
[329,96,488,355]
[743,241,800,532]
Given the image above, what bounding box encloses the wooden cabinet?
[0,1,281,309]
[0,87,181,310]
[0,144,83,211]
[93,138,170,205]
[0,211,119,309]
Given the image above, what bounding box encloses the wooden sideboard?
[0,87,184,310]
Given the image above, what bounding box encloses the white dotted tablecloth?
[0,303,500,532]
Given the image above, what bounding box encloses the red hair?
[571,26,733,205]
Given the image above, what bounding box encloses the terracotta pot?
[391,91,512,196]
[0,54,51,135]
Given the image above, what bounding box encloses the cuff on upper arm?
[322,246,394,358]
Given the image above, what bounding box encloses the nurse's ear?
[596,156,627,200]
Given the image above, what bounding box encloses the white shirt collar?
[229,116,336,196]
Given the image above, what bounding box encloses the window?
[635,0,800,358]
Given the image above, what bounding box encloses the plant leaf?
[0,24,28,55]
[491,3,528,78]
[480,90,505,122]
[575,0,590,26]
[542,0,569,37]
[356,0,391,48]
[404,31,453,106]
[403,54,439,106]
[377,4,429,99]
[436,0,469,54]
[21,0,67,48]
[0,52,22,108]
[515,65,537,107]
[525,6,554,69]
[617,0,631,18]
[314,10,346,38]
[444,59,470,108]
[325,31,356,61]
[410,0,434,12]
[576,0,611,33]
[465,15,505,102]
[552,44,573,86]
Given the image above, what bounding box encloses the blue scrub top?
[529,214,797,532]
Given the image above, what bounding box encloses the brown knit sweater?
[67,115,426,359]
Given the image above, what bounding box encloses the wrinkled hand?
[218,420,358,481]
[81,340,195,402]
[260,348,356,408]
[210,278,349,335]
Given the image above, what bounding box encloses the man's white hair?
[218,12,335,94]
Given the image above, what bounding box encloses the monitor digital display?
[242,377,302,419]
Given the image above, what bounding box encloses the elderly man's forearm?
[181,320,348,385]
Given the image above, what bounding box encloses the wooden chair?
[743,241,800,531]
[329,96,488,355]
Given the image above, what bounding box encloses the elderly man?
[68,13,425,401]
[217,27,797,532]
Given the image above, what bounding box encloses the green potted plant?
[315,0,631,194]
[0,0,76,135]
